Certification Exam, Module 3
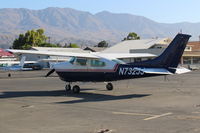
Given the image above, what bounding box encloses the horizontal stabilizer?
[174,67,191,74]
[135,67,173,75]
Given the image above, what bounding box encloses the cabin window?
[90,59,105,67]
[75,58,87,66]
[112,59,125,64]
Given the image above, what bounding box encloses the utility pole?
[199,35,200,42]
[48,37,51,44]
[180,29,182,34]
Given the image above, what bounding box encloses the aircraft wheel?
[72,85,80,94]
[65,84,71,91]
[106,83,113,91]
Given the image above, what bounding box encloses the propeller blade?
[45,69,55,77]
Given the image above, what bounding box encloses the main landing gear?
[72,85,80,94]
[65,84,80,94]
[106,83,113,91]
[65,82,114,94]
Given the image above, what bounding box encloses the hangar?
[182,41,200,69]
[102,38,171,63]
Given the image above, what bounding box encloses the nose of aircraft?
[45,68,55,77]
[45,62,67,77]
[45,62,57,77]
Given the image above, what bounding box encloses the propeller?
[45,69,55,77]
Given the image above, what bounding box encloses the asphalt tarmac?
[0,70,200,133]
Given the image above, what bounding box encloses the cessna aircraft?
[7,34,191,94]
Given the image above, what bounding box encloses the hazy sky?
[0,0,199,23]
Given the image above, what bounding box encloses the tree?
[12,34,25,49]
[97,40,108,47]
[123,32,140,41]
[12,29,49,49]
[38,42,58,47]
[67,43,80,48]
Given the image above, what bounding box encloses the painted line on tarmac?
[112,111,173,121]
[192,112,200,114]
[112,111,155,117]
[143,112,172,121]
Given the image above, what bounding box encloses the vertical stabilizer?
[19,56,26,67]
[130,34,191,71]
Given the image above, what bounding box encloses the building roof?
[31,47,87,53]
[102,38,169,53]
[84,47,106,52]
[187,41,200,51]
[0,49,14,57]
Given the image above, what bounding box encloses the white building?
[101,38,171,63]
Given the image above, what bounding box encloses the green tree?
[38,43,58,47]
[12,29,48,49]
[123,32,140,41]
[12,34,25,49]
[67,43,80,48]
[97,40,108,47]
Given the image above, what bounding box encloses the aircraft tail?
[19,56,26,67]
[130,34,191,73]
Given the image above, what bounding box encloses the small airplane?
[8,34,191,94]
[0,56,33,71]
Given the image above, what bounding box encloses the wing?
[96,53,156,59]
[7,49,156,62]
[6,49,99,59]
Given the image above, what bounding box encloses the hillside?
[0,7,200,48]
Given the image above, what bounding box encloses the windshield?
[69,57,76,64]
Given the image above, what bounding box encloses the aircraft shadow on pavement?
[57,88,151,104]
[0,89,151,103]
[0,89,96,98]
[0,90,66,98]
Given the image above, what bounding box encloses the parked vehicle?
[23,63,43,70]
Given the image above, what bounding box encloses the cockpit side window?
[75,58,87,66]
[90,59,106,67]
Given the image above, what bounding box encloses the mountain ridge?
[0,7,199,48]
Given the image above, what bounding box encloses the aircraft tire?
[106,83,113,91]
[65,84,71,91]
[72,85,80,94]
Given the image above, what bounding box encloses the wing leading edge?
[7,49,156,60]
